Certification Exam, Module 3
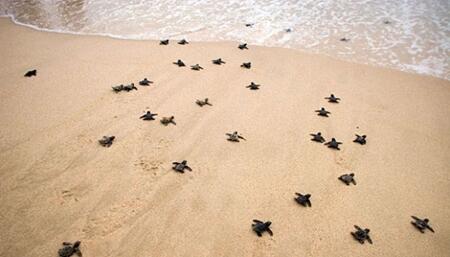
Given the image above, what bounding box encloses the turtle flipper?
[238,136,246,140]
[75,249,83,257]
[367,236,373,244]
[256,231,262,237]
[172,162,180,165]
[253,219,263,224]
[352,179,357,185]
[426,225,434,233]
[411,216,420,221]
[267,228,273,236]
[354,225,362,230]
[185,166,192,171]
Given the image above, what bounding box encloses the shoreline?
[1,17,449,257]
[1,16,448,81]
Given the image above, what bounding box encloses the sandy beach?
[0,17,449,257]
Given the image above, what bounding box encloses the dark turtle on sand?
[58,241,82,257]
[383,20,391,25]
[196,98,212,107]
[325,138,342,150]
[245,23,254,27]
[252,220,273,237]
[226,131,245,142]
[351,225,372,244]
[24,69,37,77]
[339,173,356,185]
[353,134,367,145]
[315,107,331,117]
[411,216,434,233]
[212,58,226,65]
[140,111,158,120]
[161,116,176,126]
[98,136,115,147]
[172,160,192,173]
[139,78,153,86]
[285,28,292,32]
[160,39,169,45]
[246,82,260,90]
[325,94,341,103]
[340,37,350,42]
[173,59,186,67]
[238,43,248,50]
[294,193,312,207]
[310,132,325,143]
[123,83,137,91]
[112,84,124,92]
[191,64,203,71]
[241,62,251,69]
[178,39,189,45]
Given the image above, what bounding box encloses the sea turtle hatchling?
[212,58,226,65]
[226,131,246,142]
[160,39,169,45]
[191,64,203,71]
[196,98,212,107]
[172,160,192,173]
[173,59,186,67]
[252,220,273,237]
[325,94,341,103]
[351,225,373,244]
[315,107,331,117]
[98,136,115,147]
[178,39,189,45]
[310,132,325,143]
[24,69,37,77]
[112,85,124,92]
[339,173,356,185]
[161,116,176,126]
[123,83,137,91]
[325,138,342,150]
[246,82,260,90]
[238,43,248,50]
[411,216,434,233]
[139,78,153,86]
[353,134,367,145]
[294,193,312,207]
[58,241,82,257]
[140,111,158,120]
[241,62,251,69]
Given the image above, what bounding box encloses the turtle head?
[305,194,311,198]
[362,135,367,138]
[205,98,209,102]
[265,221,272,227]
[424,218,429,222]
[181,160,187,165]
[110,136,115,140]
[331,94,335,97]
[317,132,321,135]
[364,228,370,233]
[349,173,354,176]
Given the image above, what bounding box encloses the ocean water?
[1,0,449,80]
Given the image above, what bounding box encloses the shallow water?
[1,0,449,79]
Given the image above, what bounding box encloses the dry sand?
[0,18,449,257]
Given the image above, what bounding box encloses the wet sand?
[0,18,449,257]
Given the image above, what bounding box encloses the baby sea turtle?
[241,62,251,69]
[160,39,169,45]
[294,193,312,207]
[325,138,342,150]
[285,28,292,32]
[238,43,248,50]
[340,37,350,42]
[325,94,341,103]
[112,84,124,92]
[191,64,203,70]
[178,39,188,45]
[24,69,37,77]
[351,225,372,244]
[353,134,367,145]
[212,58,226,65]
[252,220,273,237]
[315,107,331,117]
[140,111,158,120]
[339,173,356,185]
[226,131,246,142]
[246,82,260,90]
[98,136,115,147]
[310,132,325,143]
[173,59,186,67]
[161,116,176,126]
[245,23,254,27]
[123,83,137,91]
[383,20,391,25]
[196,98,212,107]
[411,216,434,233]
[139,78,153,86]
[172,160,192,173]
[58,241,82,257]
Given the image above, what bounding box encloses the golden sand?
[0,18,449,257]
